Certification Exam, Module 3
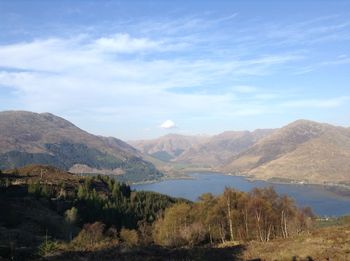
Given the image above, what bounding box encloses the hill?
[130,120,350,185]
[0,165,181,260]
[129,130,273,174]
[129,134,209,162]
[1,164,349,260]
[0,111,162,182]
[175,129,274,167]
[225,120,350,184]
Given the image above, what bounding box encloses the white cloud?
[160,120,176,129]
[0,13,348,139]
[93,33,162,53]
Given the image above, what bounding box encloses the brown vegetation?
[0,111,162,182]
[243,224,350,260]
[152,187,314,247]
[225,120,350,184]
[1,164,349,260]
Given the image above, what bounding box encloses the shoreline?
[132,170,350,198]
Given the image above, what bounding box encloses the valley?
[1,111,350,260]
[131,120,350,188]
[1,1,350,259]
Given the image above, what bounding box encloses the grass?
[242,224,350,260]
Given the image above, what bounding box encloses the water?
[132,172,350,217]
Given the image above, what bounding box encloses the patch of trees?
[24,176,314,248]
[153,187,314,247]
[1,170,315,259]
[24,174,180,232]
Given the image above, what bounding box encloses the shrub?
[37,239,59,256]
[120,228,139,247]
[73,222,105,248]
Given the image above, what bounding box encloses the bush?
[73,222,105,248]
[152,202,192,247]
[37,239,59,256]
[120,228,139,247]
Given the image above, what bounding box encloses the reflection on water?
[132,172,350,217]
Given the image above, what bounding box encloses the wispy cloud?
[281,96,350,109]
[93,33,163,53]
[0,11,349,138]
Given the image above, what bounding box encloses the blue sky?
[1,0,350,140]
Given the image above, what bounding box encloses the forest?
[0,165,318,260]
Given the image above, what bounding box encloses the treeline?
[153,187,314,247]
[26,177,314,248]
[1,169,315,258]
[26,175,181,231]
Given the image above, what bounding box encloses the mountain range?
[0,111,162,182]
[1,110,349,186]
[225,120,350,185]
[131,120,350,185]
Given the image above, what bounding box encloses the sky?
[0,0,350,140]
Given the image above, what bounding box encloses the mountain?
[129,130,273,169]
[0,111,162,182]
[225,120,350,184]
[130,119,350,185]
[129,134,209,162]
[175,129,274,167]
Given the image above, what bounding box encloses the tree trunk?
[244,208,249,239]
[219,223,226,244]
[209,224,213,244]
[284,213,288,238]
[281,210,286,238]
[266,224,272,242]
[256,211,263,242]
[227,196,234,241]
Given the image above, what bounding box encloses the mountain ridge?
[130,119,350,185]
[0,110,162,182]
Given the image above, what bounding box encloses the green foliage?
[0,143,163,183]
[71,175,179,230]
[37,233,59,257]
[28,182,53,197]
[77,185,87,200]
[0,167,318,258]
[28,181,41,196]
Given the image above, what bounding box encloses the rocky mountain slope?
[130,130,273,168]
[130,120,350,185]
[176,129,274,167]
[225,120,350,184]
[129,134,209,162]
[0,111,162,182]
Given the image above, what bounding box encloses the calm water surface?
[132,172,350,217]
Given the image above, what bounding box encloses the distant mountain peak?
[0,110,162,182]
[225,119,350,184]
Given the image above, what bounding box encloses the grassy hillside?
[0,111,162,182]
[3,164,346,260]
[225,120,350,185]
[243,222,350,260]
